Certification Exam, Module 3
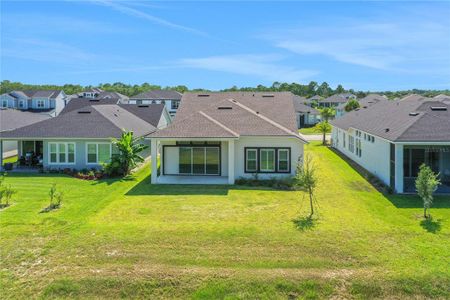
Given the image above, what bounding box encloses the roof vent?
[138,105,149,107]
[89,99,100,102]
[431,106,447,111]
[218,106,232,110]
[78,110,91,114]
[385,128,390,132]
[197,94,210,97]
[262,94,274,98]
[409,112,419,116]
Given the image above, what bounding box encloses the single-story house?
[148,92,307,185]
[0,108,52,160]
[0,90,68,116]
[293,96,320,128]
[317,93,356,108]
[129,90,183,117]
[0,104,170,171]
[335,94,387,118]
[331,95,450,194]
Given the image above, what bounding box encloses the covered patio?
[403,145,450,193]
[155,175,229,185]
[0,139,44,171]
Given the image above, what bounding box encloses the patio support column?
[0,140,3,171]
[395,144,404,193]
[228,140,235,184]
[151,138,158,184]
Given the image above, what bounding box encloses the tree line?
[1,80,448,99]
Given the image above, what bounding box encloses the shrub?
[102,156,123,177]
[41,184,63,213]
[235,175,295,190]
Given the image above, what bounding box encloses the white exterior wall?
[332,127,391,186]
[158,136,304,181]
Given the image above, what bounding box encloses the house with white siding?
[148,92,307,185]
[293,96,320,128]
[129,90,183,117]
[0,90,67,116]
[331,95,450,194]
[335,93,388,118]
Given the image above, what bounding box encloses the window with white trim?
[86,143,111,164]
[349,136,355,153]
[37,100,45,108]
[245,149,258,172]
[277,149,289,172]
[260,149,275,172]
[19,100,25,108]
[49,142,75,164]
[171,100,180,110]
[2,100,7,108]
[245,148,290,173]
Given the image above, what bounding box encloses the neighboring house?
[148,92,307,185]
[0,104,169,170]
[129,90,183,117]
[317,93,356,108]
[0,90,67,116]
[331,96,450,194]
[76,88,129,103]
[293,96,320,128]
[60,99,172,128]
[0,109,51,162]
[335,94,387,118]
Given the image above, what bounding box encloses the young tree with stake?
[415,164,440,219]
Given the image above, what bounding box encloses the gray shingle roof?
[0,109,51,132]
[16,90,63,99]
[61,98,120,114]
[117,104,165,127]
[150,92,306,141]
[130,90,182,100]
[321,94,348,104]
[331,96,450,142]
[293,96,320,115]
[0,105,157,139]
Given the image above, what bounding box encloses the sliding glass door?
[179,147,220,175]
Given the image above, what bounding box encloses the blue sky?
[1,1,449,91]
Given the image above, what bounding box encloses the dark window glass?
[403,148,411,177]
[411,149,425,177]
[205,148,219,174]
[179,147,192,174]
[193,147,205,174]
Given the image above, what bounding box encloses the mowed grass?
[1,142,449,299]
[299,126,331,135]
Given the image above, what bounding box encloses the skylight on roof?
[197,94,210,97]
[218,106,232,110]
[431,106,447,111]
[262,94,274,98]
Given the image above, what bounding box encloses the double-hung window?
[171,100,180,110]
[49,142,75,164]
[36,100,45,108]
[245,148,290,173]
[87,143,111,164]
[245,149,258,172]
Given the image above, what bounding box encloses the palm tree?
[316,121,332,145]
[319,107,335,122]
[112,131,149,175]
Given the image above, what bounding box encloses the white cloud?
[89,0,208,37]
[265,14,450,73]
[177,54,318,82]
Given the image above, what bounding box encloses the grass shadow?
[292,216,317,231]
[420,217,442,233]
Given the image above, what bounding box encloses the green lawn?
[2,155,18,164]
[1,143,449,299]
[299,126,331,135]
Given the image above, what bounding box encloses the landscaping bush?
[0,174,16,209]
[102,156,124,177]
[235,174,295,190]
[41,183,64,213]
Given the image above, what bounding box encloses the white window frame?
[86,143,112,165]
[171,100,180,110]
[277,149,290,172]
[260,149,276,172]
[36,99,45,108]
[48,142,76,165]
[245,149,258,172]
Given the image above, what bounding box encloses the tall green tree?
[344,99,360,112]
[112,131,149,175]
[415,164,440,219]
[319,107,336,122]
